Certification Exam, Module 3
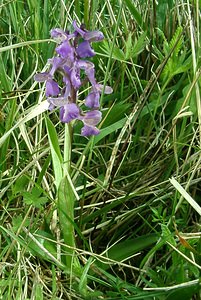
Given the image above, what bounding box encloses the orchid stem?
[64,122,72,174]
[59,123,79,270]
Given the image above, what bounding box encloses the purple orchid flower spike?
[34,20,112,136]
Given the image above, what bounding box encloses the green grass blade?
[124,0,146,31]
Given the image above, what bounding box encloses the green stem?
[58,123,78,269]
[60,125,87,292]
[64,123,72,174]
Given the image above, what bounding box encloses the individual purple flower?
[84,66,96,86]
[77,60,96,86]
[82,110,102,125]
[96,84,113,94]
[56,40,74,60]
[48,57,64,76]
[34,72,60,97]
[35,20,112,136]
[85,84,113,108]
[46,79,60,97]
[76,41,95,58]
[80,110,102,136]
[50,28,69,42]
[85,91,100,108]
[81,125,100,136]
[72,20,104,42]
[60,103,80,123]
[70,63,82,89]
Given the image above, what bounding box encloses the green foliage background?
[0,0,201,299]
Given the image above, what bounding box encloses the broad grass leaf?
[35,284,43,300]
[95,234,159,271]
[57,176,81,270]
[94,117,127,144]
[58,176,75,244]
[170,177,201,216]
[94,96,132,145]
[165,284,199,300]
[139,91,171,119]
[102,101,132,127]
[45,116,63,189]
[0,54,12,92]
[27,230,57,260]
[166,84,196,118]
[106,234,158,263]
[0,100,49,148]
[78,257,93,297]
[0,225,57,263]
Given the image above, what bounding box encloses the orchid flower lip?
[76,41,95,58]
[45,79,60,97]
[85,91,100,108]
[81,125,100,136]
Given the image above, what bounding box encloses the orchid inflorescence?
[35,20,112,136]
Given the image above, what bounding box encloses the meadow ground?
[0,1,201,299]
